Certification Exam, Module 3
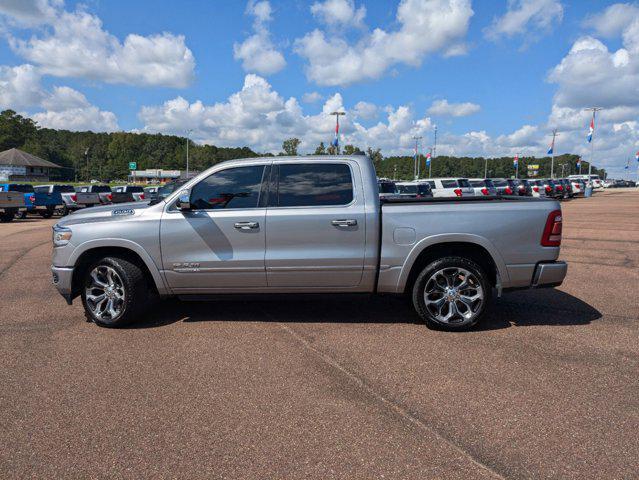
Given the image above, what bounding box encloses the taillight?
[545,186,552,193]
[557,185,563,191]
[139,193,145,200]
[70,194,77,202]
[505,187,513,195]
[481,187,489,195]
[106,193,113,201]
[454,188,462,197]
[574,184,580,190]
[533,186,539,192]
[29,194,35,203]
[541,210,562,247]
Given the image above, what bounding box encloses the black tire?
[61,206,70,216]
[0,210,15,223]
[81,256,149,327]
[17,211,27,219]
[40,207,54,219]
[412,256,491,331]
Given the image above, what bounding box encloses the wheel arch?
[69,242,168,299]
[399,236,507,294]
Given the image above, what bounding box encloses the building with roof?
[0,148,61,181]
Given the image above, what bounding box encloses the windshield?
[92,185,112,193]
[397,184,417,194]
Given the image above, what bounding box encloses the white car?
[568,174,603,190]
[527,179,548,198]
[423,178,476,198]
[468,178,498,196]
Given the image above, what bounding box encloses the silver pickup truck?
[51,155,567,330]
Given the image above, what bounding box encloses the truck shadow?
[130,289,602,331]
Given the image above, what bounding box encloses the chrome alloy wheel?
[423,267,484,325]
[85,266,126,321]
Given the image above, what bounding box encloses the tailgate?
[110,192,135,203]
[35,191,63,206]
[76,192,101,205]
[0,192,25,208]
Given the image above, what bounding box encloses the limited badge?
[112,208,135,216]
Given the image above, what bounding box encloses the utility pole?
[84,147,89,181]
[393,164,397,181]
[584,107,603,179]
[484,158,488,178]
[549,129,559,179]
[185,129,193,178]
[330,111,345,155]
[427,148,433,178]
[412,135,423,180]
[432,126,438,159]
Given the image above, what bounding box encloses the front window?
[190,165,265,209]
[275,163,353,207]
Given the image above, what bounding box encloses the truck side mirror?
[176,189,192,211]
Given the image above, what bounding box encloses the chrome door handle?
[331,219,357,227]
[234,221,259,230]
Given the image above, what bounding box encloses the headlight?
[52,225,72,246]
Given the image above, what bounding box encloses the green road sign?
[129,162,137,170]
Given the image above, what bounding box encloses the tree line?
[0,110,604,181]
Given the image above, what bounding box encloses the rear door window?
[457,179,471,188]
[441,180,458,188]
[274,163,353,207]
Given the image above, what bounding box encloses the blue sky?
[1,0,638,177]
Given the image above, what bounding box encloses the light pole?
[549,129,559,179]
[330,111,345,155]
[185,129,193,178]
[584,107,603,179]
[432,125,438,159]
[412,135,423,180]
[484,158,488,178]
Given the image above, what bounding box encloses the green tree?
[343,144,363,155]
[0,110,37,151]
[314,142,327,155]
[282,138,301,156]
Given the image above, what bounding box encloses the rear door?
[160,163,270,291]
[265,160,366,288]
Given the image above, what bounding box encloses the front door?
[160,164,269,292]
[265,161,366,288]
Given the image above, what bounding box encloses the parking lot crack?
[274,321,508,480]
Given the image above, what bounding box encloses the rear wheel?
[39,207,54,218]
[17,211,27,219]
[81,256,149,327]
[412,256,491,331]
[0,210,15,223]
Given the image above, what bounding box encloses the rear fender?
[396,233,509,292]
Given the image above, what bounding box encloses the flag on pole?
[413,143,418,163]
[636,151,639,163]
[513,154,519,168]
[331,117,340,147]
[576,157,581,168]
[587,117,594,143]
[425,152,431,166]
[547,139,554,155]
[625,158,630,170]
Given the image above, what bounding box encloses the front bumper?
[532,261,567,288]
[51,265,74,305]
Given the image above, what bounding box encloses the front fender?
[68,238,170,295]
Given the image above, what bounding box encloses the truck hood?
[55,201,155,227]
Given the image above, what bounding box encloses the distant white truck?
[423,178,476,198]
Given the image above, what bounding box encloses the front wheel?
[412,256,491,331]
[81,256,149,327]
[0,210,15,223]
[39,207,54,218]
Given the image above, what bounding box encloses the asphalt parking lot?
[1,190,638,479]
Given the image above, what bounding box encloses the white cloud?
[32,105,118,132]
[302,91,323,103]
[0,63,45,110]
[427,99,480,117]
[485,0,563,43]
[5,5,194,88]
[583,3,639,38]
[353,101,378,120]
[0,0,60,26]
[294,0,473,87]
[139,73,438,153]
[310,0,366,29]
[234,0,286,75]
[0,62,118,132]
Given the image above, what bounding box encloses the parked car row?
[377,176,592,200]
[0,182,172,222]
